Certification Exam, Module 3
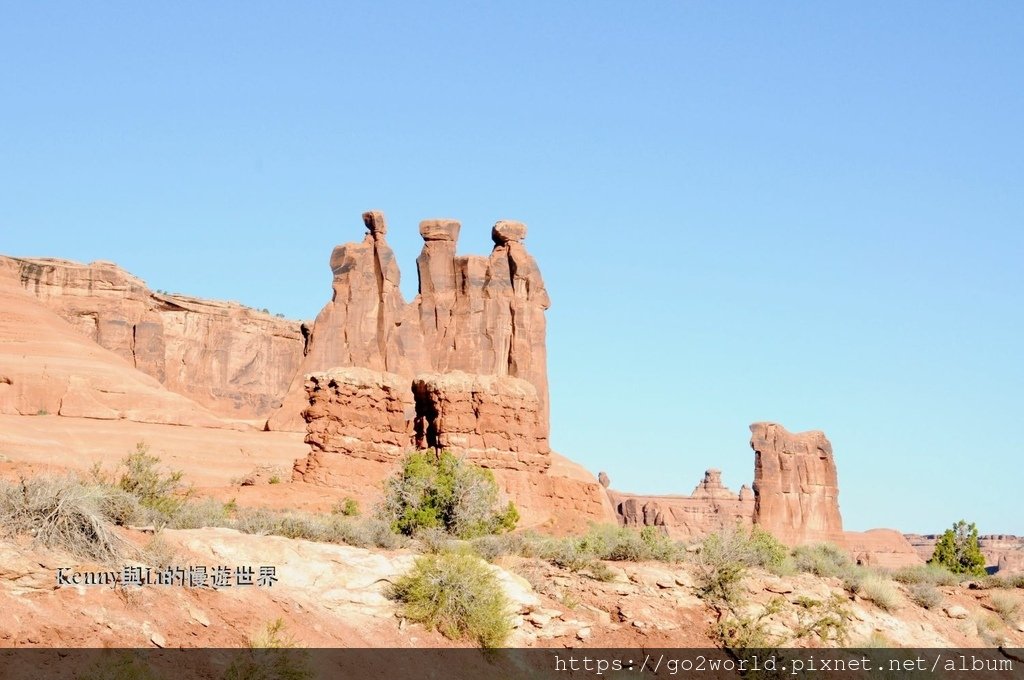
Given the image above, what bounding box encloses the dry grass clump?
[892,563,963,587]
[989,591,1021,624]
[907,582,944,610]
[233,507,404,550]
[860,573,900,612]
[0,476,125,561]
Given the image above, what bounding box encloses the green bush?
[381,451,518,538]
[929,520,987,577]
[387,552,511,648]
[117,442,188,517]
[332,497,360,517]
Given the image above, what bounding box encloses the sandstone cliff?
[9,255,305,420]
[0,257,233,428]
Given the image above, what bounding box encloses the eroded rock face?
[9,255,304,420]
[267,212,550,434]
[751,422,845,545]
[411,372,549,472]
[0,258,233,428]
[292,367,613,532]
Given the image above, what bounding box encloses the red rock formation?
[9,255,304,420]
[844,529,923,569]
[293,367,613,532]
[751,422,845,546]
[411,372,549,472]
[606,469,756,540]
[266,212,550,434]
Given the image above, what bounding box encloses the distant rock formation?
[604,422,921,566]
[750,422,845,546]
[906,533,1024,575]
[8,255,304,420]
[606,469,755,540]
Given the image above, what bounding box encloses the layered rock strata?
[293,367,613,532]
[411,372,550,472]
[0,257,233,428]
[9,255,304,420]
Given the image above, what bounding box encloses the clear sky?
[2,3,1021,534]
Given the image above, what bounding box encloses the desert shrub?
[0,476,123,561]
[97,487,143,527]
[167,497,231,530]
[860,574,900,612]
[470,533,526,562]
[892,563,962,587]
[116,442,188,517]
[989,592,1021,624]
[536,524,685,570]
[975,613,1005,645]
[141,533,178,569]
[792,542,852,578]
[77,651,165,680]
[222,650,312,680]
[692,526,755,605]
[387,552,511,648]
[860,631,895,647]
[248,618,300,648]
[747,526,791,571]
[332,497,360,517]
[929,520,987,577]
[908,583,944,610]
[792,594,851,644]
[712,597,784,651]
[587,560,618,582]
[340,516,404,549]
[382,451,519,539]
[234,508,280,535]
[841,565,869,595]
[415,526,459,554]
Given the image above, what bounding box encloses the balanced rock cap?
[492,220,527,245]
[362,211,387,236]
[419,219,461,242]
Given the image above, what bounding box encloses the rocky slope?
[2,527,1021,650]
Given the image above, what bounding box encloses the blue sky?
[2,2,1021,533]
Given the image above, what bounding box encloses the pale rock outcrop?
[751,422,845,546]
[9,255,304,420]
